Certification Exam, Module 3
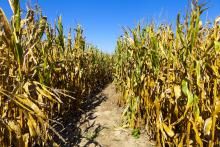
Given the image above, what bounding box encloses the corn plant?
[114,2,220,146]
[0,0,113,146]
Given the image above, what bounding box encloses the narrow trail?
[78,84,155,147]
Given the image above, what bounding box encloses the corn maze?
[1,0,220,146]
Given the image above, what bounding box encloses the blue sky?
[1,0,220,53]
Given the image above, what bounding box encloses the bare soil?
[78,84,156,147]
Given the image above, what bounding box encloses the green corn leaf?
[181,79,194,107]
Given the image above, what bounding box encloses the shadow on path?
[52,85,108,147]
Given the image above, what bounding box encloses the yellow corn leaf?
[191,120,203,146]
[174,85,181,99]
[211,65,220,77]
[34,81,63,103]
[38,93,43,103]
[204,117,212,136]
[23,82,31,95]
[215,101,220,113]
[160,125,168,140]
[127,77,131,88]
[15,95,46,119]
[214,41,220,53]
[174,104,178,116]
[2,105,8,118]
[196,61,201,87]
[178,133,185,147]
[8,120,21,139]
[28,114,41,136]
[53,142,60,147]
[54,68,62,72]
[162,123,174,137]
[27,115,37,137]
[22,133,29,147]
[36,86,57,103]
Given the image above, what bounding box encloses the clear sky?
[1,0,220,53]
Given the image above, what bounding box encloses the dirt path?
[78,84,155,147]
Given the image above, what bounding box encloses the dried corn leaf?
[204,117,212,136]
[162,123,175,137]
[15,94,46,119]
[8,120,21,139]
[174,85,181,99]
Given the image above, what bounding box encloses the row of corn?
[114,2,220,147]
[0,0,113,146]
